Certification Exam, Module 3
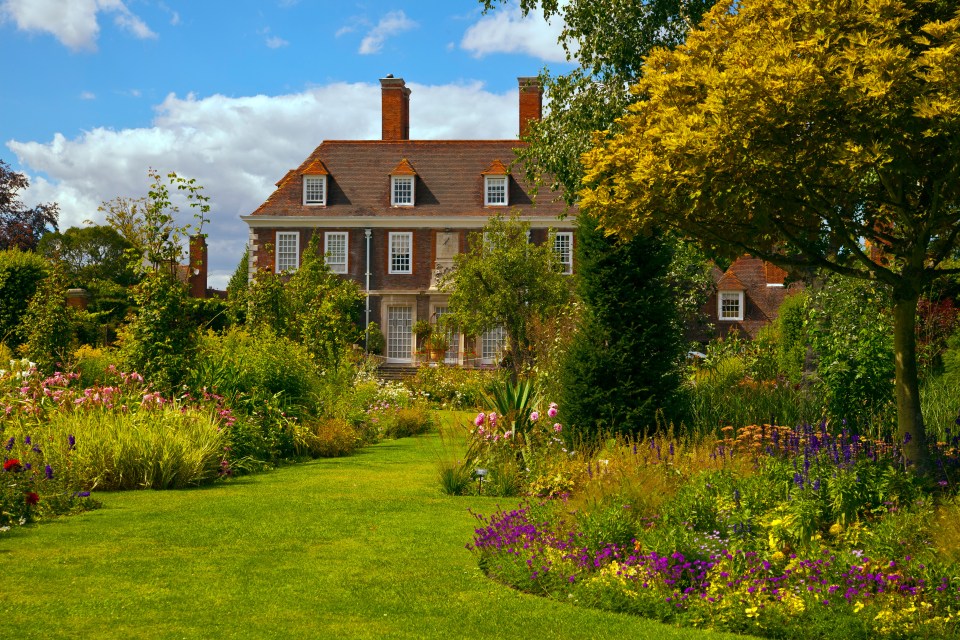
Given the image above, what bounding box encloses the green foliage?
[247,236,363,369]
[437,459,474,496]
[118,270,196,393]
[478,0,713,204]
[579,0,960,466]
[364,321,386,355]
[776,292,809,384]
[296,418,360,458]
[806,276,895,433]
[188,328,320,419]
[226,247,249,326]
[37,224,137,287]
[383,403,435,439]
[406,364,500,409]
[22,262,75,374]
[0,249,47,350]
[441,214,570,378]
[560,217,690,440]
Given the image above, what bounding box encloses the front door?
[386,305,413,363]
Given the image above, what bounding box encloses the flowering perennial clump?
[469,419,960,638]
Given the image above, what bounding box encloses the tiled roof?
[481,159,510,175]
[275,169,295,188]
[251,140,570,218]
[717,270,747,291]
[390,158,417,176]
[301,159,329,175]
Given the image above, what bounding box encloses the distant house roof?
[693,255,804,341]
[250,140,568,219]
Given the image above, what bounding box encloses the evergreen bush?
[558,216,688,440]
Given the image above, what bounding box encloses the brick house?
[241,76,575,366]
[695,255,803,341]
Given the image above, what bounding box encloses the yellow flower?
[854,602,865,613]
[829,523,843,536]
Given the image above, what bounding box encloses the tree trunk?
[892,289,929,473]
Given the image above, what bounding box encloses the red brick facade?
[243,76,573,365]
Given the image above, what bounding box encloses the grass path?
[0,426,749,639]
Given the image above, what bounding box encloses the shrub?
[384,403,434,438]
[71,345,120,387]
[21,262,76,374]
[406,364,499,409]
[364,321,386,355]
[806,276,896,433]
[296,418,359,458]
[118,270,197,393]
[776,291,808,383]
[559,215,689,440]
[0,249,47,350]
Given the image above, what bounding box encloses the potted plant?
[426,333,449,363]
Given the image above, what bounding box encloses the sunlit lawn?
[0,412,751,639]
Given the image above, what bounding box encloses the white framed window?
[276,232,300,272]
[718,291,744,321]
[389,232,413,274]
[480,326,506,365]
[554,232,573,275]
[324,231,348,274]
[303,176,326,206]
[391,176,414,206]
[484,176,508,206]
[386,305,413,362]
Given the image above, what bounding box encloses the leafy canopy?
[581,0,960,285]
[440,214,569,378]
[580,0,960,469]
[480,0,714,203]
[0,160,59,252]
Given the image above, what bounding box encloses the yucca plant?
[483,377,537,439]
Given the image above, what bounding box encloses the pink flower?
[554,423,562,433]
[489,412,497,425]
[474,412,485,427]
[530,411,539,422]
[548,403,558,418]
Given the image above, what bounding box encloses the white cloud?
[7,81,517,289]
[79,91,96,100]
[461,2,569,62]
[265,35,288,48]
[359,10,416,55]
[0,0,156,51]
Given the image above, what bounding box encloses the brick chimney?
[189,234,208,298]
[518,76,543,139]
[380,75,410,141]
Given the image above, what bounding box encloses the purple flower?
[45,464,53,480]
[68,434,76,450]
[24,435,31,445]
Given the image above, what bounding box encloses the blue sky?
[0,0,574,286]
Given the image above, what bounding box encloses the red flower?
[25,492,39,506]
[3,458,22,472]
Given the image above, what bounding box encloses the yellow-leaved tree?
[581,0,960,471]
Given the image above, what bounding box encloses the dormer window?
[718,291,745,321]
[301,158,330,206]
[392,176,414,206]
[304,175,327,205]
[482,159,510,207]
[484,176,508,206]
[390,158,417,207]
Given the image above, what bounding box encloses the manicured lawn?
[0,418,751,639]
